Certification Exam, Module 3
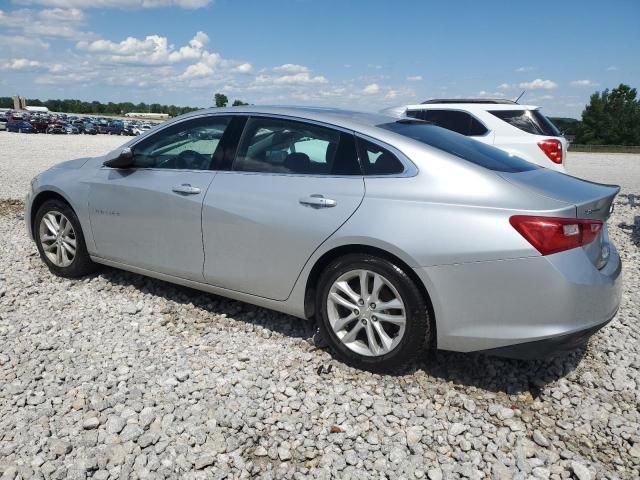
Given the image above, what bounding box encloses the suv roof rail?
[420,98,519,105]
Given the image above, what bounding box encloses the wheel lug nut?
[358,299,364,305]
[372,316,377,322]
[370,303,376,309]
[353,309,360,316]
[361,319,367,325]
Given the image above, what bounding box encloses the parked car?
[107,121,126,135]
[383,99,567,171]
[64,124,80,134]
[97,122,110,134]
[30,118,50,134]
[25,106,621,370]
[83,122,98,135]
[0,115,7,131]
[7,119,35,133]
[46,124,66,135]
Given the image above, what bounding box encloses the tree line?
[549,83,640,145]
[0,97,200,117]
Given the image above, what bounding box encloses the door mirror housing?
[104,147,134,168]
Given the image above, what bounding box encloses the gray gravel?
[0,132,127,201]
[0,134,639,479]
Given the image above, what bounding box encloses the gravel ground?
[0,133,639,479]
[0,132,127,201]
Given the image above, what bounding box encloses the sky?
[0,0,638,118]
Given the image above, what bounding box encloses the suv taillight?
[537,139,563,164]
[510,216,602,255]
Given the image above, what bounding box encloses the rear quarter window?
[489,109,560,136]
[378,121,538,173]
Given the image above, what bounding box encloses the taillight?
[510,216,602,255]
[537,139,563,164]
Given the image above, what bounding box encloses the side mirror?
[103,147,134,168]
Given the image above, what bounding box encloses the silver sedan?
[25,106,622,370]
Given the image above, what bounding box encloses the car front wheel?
[316,254,433,371]
[34,199,97,278]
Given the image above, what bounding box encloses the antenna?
[514,91,526,103]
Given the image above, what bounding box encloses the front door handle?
[172,184,201,195]
[299,194,337,209]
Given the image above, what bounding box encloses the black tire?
[315,254,433,371]
[34,199,97,278]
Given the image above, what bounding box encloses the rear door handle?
[172,184,201,195]
[299,194,337,209]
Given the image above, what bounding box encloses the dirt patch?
[0,199,24,216]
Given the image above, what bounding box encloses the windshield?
[378,121,539,173]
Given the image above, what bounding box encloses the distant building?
[12,96,49,113]
[125,112,170,120]
[25,106,49,113]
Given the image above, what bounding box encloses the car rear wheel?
[316,254,433,371]
[34,199,97,278]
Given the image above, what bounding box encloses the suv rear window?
[488,109,560,136]
[378,121,538,173]
[406,109,488,136]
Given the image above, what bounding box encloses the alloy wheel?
[39,211,77,267]
[327,269,406,357]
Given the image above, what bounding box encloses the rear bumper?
[477,312,615,360]
[414,242,622,355]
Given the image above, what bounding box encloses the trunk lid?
[499,168,619,268]
[499,168,619,221]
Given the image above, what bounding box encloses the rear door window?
[407,109,488,136]
[233,117,361,175]
[488,109,560,136]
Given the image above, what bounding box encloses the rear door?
[202,115,365,300]
[88,115,232,281]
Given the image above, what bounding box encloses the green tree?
[214,93,228,108]
[232,99,249,106]
[576,83,640,145]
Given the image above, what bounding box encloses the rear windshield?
[378,121,539,173]
[489,109,561,136]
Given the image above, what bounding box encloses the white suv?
[383,99,567,172]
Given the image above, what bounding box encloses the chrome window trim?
[109,111,416,177]
[406,107,492,138]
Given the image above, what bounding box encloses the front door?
[88,115,232,280]
[202,116,365,300]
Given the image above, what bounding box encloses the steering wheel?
[175,149,209,170]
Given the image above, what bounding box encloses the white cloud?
[0,58,44,71]
[497,83,512,89]
[12,0,211,9]
[606,65,618,71]
[272,64,309,74]
[406,75,422,81]
[254,71,328,86]
[362,83,380,94]
[515,66,534,72]
[0,7,88,39]
[518,78,558,90]
[77,31,210,65]
[232,63,252,74]
[570,79,599,87]
[478,90,506,98]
